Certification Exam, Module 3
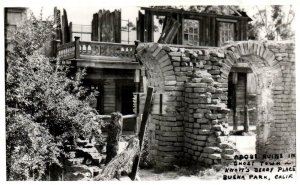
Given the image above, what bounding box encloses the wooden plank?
[61,9,70,44]
[129,87,154,181]
[95,9,121,43]
[205,16,209,46]
[113,10,117,43]
[243,21,248,40]
[167,21,181,43]
[136,17,140,41]
[144,11,149,42]
[158,16,181,44]
[237,21,241,41]
[211,17,216,46]
[110,11,115,42]
[177,13,183,45]
[69,22,73,41]
[242,20,247,40]
[102,10,108,42]
[199,19,204,46]
[209,17,213,46]
[141,7,251,22]
[138,11,145,42]
[133,93,168,114]
[61,14,66,44]
[98,80,104,114]
[104,79,116,114]
[149,12,154,42]
[92,13,98,41]
[115,10,121,43]
[98,10,103,41]
[115,79,122,112]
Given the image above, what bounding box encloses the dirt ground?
[138,133,296,181]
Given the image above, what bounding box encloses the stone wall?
[136,40,295,167]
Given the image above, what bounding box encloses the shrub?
[6,10,103,180]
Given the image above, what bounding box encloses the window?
[218,22,235,46]
[7,12,23,25]
[5,25,16,39]
[183,19,199,46]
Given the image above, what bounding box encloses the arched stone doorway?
[136,43,184,167]
[222,42,286,156]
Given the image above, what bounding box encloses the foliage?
[248,5,295,40]
[6,10,103,180]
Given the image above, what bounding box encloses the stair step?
[66,158,84,166]
[65,145,76,151]
[64,172,86,181]
[76,139,89,147]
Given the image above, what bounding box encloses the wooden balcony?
[57,37,139,69]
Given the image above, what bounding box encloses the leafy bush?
[6,10,103,180]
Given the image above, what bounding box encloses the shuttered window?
[218,22,234,46]
[183,19,199,46]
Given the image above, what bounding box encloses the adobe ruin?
[136,40,295,167]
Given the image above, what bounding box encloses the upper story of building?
[137,7,252,47]
[55,6,251,65]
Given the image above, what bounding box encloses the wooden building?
[56,9,140,132]
[137,7,251,46]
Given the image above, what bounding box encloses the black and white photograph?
[1,0,298,182]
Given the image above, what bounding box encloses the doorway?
[116,80,136,132]
[227,69,256,155]
[227,67,255,133]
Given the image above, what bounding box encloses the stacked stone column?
[183,69,236,165]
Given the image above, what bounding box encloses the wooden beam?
[231,66,252,73]
[232,72,237,130]
[75,59,140,69]
[158,16,181,44]
[244,74,249,132]
[140,7,251,21]
[129,86,154,181]
[74,36,80,59]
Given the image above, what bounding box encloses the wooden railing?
[57,41,76,59]
[57,37,136,60]
[79,41,135,58]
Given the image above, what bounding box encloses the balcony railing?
[57,41,75,60]
[57,37,136,61]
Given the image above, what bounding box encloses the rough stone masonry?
[135,40,295,168]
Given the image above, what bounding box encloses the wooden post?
[135,93,140,134]
[129,86,154,180]
[232,72,238,131]
[105,112,123,165]
[51,35,57,57]
[128,19,130,44]
[74,36,80,59]
[244,74,249,132]
[94,137,140,181]
[134,69,140,134]
[244,105,249,132]
[69,22,73,42]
